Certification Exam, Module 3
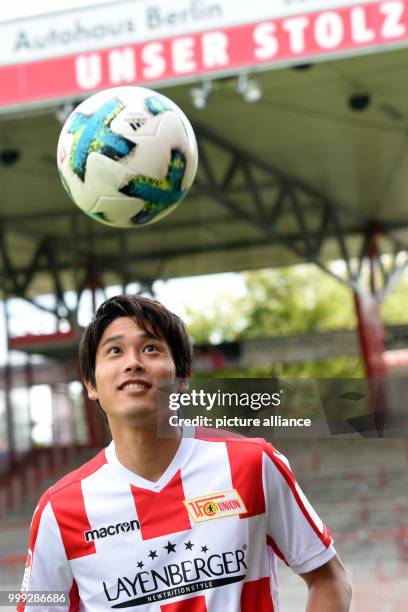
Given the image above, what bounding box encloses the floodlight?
[190,81,212,110]
[236,73,262,103]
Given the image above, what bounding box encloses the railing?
[0,446,78,519]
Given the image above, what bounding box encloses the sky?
[4,273,247,338]
[1,273,248,365]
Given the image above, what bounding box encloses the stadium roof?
[1,46,408,300]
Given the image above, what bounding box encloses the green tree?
[186,265,357,343]
[185,292,245,345]
[185,265,366,377]
[381,273,408,324]
[238,266,356,339]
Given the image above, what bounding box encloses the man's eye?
[144,344,158,353]
[108,346,121,354]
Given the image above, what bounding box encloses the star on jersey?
[148,550,158,560]
[137,561,144,569]
[164,541,176,554]
[201,545,209,553]
[184,540,194,550]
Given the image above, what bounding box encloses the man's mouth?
[118,380,152,391]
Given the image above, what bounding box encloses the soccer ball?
[57,86,198,228]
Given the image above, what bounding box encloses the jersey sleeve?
[262,443,336,574]
[17,491,78,612]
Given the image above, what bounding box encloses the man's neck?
[109,422,182,483]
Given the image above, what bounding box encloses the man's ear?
[84,379,98,401]
[179,368,192,392]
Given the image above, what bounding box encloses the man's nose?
[124,352,145,372]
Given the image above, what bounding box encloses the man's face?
[84,316,177,425]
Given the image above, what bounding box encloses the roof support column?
[2,298,15,468]
[353,232,387,435]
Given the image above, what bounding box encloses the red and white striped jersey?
[18,433,335,611]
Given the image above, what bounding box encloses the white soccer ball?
[57,86,198,228]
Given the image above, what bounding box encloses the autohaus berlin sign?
[0,0,407,111]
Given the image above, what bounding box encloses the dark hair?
[79,294,193,386]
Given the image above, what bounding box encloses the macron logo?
[84,520,140,542]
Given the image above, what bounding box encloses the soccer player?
[19,295,351,611]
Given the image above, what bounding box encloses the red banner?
[1,1,407,110]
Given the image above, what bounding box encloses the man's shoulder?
[47,448,108,499]
[194,426,275,453]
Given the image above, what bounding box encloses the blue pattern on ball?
[67,97,135,181]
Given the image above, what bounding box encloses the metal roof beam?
[194,122,406,294]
